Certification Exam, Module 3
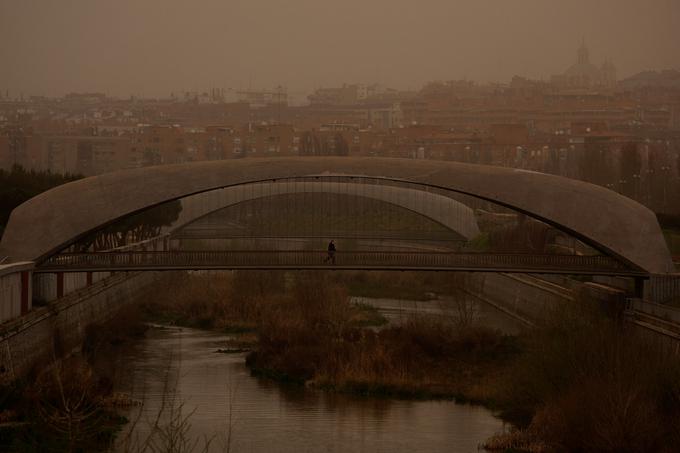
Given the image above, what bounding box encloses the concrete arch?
[0,157,673,274]
[170,180,480,240]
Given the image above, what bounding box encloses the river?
[112,297,523,452]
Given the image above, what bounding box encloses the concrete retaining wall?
[577,282,627,319]
[628,298,680,324]
[457,272,575,324]
[646,274,680,304]
[33,271,112,303]
[458,272,680,350]
[629,322,680,355]
[0,262,34,324]
[0,271,158,385]
[457,272,633,324]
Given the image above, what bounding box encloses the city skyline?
[1,0,679,98]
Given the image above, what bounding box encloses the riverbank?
[139,270,680,452]
[0,306,146,452]
[138,270,387,335]
[112,322,505,452]
[246,272,518,402]
[139,271,517,402]
[484,302,680,452]
[6,269,677,452]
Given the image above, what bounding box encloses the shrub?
[495,299,680,451]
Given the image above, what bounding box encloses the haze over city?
[1,0,679,97]
[2,1,680,452]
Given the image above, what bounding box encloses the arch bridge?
[0,158,673,284]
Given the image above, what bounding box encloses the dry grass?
[140,271,285,331]
[489,301,680,452]
[140,271,516,400]
[247,272,517,399]
[331,270,464,300]
[1,306,149,452]
[140,270,680,451]
[0,356,125,452]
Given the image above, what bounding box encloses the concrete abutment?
[0,271,159,385]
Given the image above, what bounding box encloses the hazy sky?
[1,0,679,98]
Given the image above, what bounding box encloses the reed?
[249,272,517,400]
[487,300,680,452]
[141,270,680,451]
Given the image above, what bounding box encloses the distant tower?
[577,39,590,65]
[556,40,611,88]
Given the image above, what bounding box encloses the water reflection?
[114,315,505,452]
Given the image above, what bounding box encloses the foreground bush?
[1,355,128,452]
[489,302,680,452]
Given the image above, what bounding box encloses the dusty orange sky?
[1,0,679,97]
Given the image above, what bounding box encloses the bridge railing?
[170,229,465,242]
[37,250,635,274]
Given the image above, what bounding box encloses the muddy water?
[114,298,516,452]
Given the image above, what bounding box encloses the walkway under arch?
[0,157,673,274]
[170,180,480,241]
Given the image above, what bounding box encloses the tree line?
[0,165,82,238]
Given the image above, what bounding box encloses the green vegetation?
[0,165,81,238]
[466,232,491,251]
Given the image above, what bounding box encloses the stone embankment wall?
[457,272,626,325]
[32,271,116,304]
[460,272,680,350]
[0,271,158,385]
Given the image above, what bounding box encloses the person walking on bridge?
[325,240,336,265]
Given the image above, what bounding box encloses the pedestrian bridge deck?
[36,250,645,277]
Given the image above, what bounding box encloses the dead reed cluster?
[140,271,285,331]
[0,356,125,452]
[248,272,516,399]
[488,302,680,452]
[141,270,680,451]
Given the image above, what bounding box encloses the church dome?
[565,61,602,79]
[563,41,603,83]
